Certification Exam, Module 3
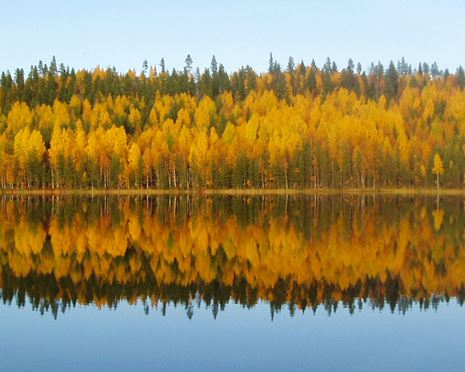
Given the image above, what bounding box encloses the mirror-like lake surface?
[1,195,465,371]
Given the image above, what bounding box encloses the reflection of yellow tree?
[432,209,444,231]
[0,198,465,309]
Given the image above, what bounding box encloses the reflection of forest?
[0,195,464,318]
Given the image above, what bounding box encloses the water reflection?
[0,195,464,318]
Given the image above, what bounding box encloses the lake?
[0,195,464,371]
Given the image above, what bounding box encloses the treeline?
[1,56,465,189]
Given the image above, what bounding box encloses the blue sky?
[1,0,464,73]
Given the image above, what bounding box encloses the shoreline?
[0,188,464,196]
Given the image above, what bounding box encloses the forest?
[1,55,465,189]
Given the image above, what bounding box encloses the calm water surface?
[0,195,464,371]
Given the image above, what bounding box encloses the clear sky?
[1,0,464,74]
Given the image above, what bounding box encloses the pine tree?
[384,61,398,100]
[184,54,193,74]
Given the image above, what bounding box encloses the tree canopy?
[0,56,463,189]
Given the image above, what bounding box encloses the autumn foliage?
[1,57,465,189]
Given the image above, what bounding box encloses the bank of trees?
[0,56,464,189]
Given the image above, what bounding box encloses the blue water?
[1,300,464,371]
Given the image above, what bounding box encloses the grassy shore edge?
[1,188,464,196]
